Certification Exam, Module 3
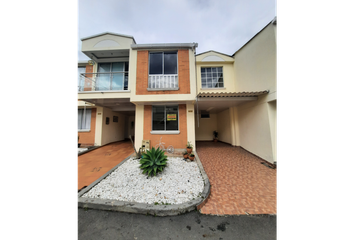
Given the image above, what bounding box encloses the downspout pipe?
[194,45,199,128]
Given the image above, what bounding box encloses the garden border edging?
[78,152,211,216]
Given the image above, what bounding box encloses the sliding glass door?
[96,62,128,90]
[97,63,111,90]
[111,63,124,90]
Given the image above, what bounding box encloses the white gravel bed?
[78,148,88,153]
[82,157,204,205]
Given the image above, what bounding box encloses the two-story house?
[78,32,198,152]
[194,18,277,164]
[78,17,276,164]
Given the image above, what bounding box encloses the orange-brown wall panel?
[78,108,96,146]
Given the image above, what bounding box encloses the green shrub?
[139,147,168,177]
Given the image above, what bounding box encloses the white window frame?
[201,67,224,89]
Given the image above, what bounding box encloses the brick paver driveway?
[196,141,276,215]
[78,140,134,191]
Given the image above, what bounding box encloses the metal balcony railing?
[78,72,129,92]
[148,75,178,90]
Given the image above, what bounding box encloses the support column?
[94,107,103,146]
[134,104,144,151]
[186,103,196,150]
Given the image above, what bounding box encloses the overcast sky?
[78,0,276,61]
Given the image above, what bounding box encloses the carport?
[194,91,268,146]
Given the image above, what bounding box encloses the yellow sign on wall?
[167,114,176,121]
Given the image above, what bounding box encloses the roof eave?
[81,32,137,44]
[131,43,198,50]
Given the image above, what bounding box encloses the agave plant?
[139,147,168,177]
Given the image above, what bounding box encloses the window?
[152,106,178,131]
[96,62,129,90]
[149,52,177,75]
[201,113,210,118]
[201,67,224,88]
[78,108,91,130]
[148,52,178,90]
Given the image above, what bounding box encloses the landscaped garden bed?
[82,157,205,205]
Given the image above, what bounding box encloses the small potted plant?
[75,135,81,147]
[189,152,195,161]
[186,141,193,153]
[183,151,189,159]
[213,131,218,142]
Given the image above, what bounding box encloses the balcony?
[148,75,178,91]
[78,72,129,92]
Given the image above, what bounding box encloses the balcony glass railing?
[78,72,129,92]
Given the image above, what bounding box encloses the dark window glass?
[164,52,177,74]
[152,106,165,130]
[166,106,178,130]
[152,106,178,131]
[149,53,163,74]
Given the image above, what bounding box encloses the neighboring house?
[78,17,276,164]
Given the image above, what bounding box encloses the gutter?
[131,43,198,50]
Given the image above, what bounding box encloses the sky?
[78,0,276,61]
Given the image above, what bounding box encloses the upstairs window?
[201,67,224,88]
[149,52,177,75]
[148,52,178,90]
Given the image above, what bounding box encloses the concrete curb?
[78,152,211,216]
[78,146,101,156]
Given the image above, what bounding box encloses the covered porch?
[194,91,276,164]
[79,97,136,146]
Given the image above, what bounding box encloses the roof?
[81,32,136,43]
[232,17,276,57]
[196,50,232,57]
[197,91,269,98]
[131,43,198,50]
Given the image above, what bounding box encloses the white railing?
[148,75,178,89]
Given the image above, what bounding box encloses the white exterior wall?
[101,108,126,145]
[217,109,232,144]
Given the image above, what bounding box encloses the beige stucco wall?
[186,103,196,150]
[195,113,218,141]
[233,23,276,93]
[229,106,238,146]
[81,34,134,52]
[230,22,277,163]
[100,108,126,145]
[217,109,232,144]
[95,107,125,146]
[134,104,144,151]
[94,107,103,145]
[196,52,236,95]
[267,100,276,162]
[236,94,276,163]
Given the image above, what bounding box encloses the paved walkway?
[196,141,276,215]
[78,140,134,191]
